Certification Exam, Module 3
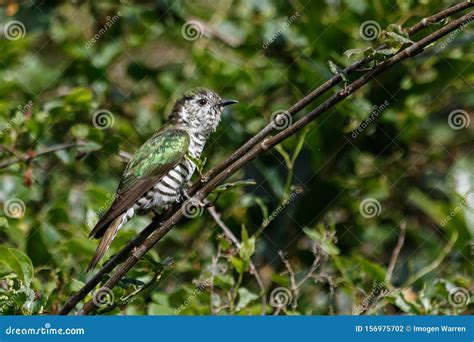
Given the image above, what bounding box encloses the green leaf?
[303,227,339,255]
[147,303,175,315]
[0,217,9,229]
[240,226,255,261]
[236,288,258,309]
[214,274,235,291]
[186,153,207,175]
[328,60,348,82]
[212,179,256,194]
[0,247,34,285]
[230,256,246,274]
[344,47,373,59]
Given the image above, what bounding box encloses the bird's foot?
[178,188,192,202]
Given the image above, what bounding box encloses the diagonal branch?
[58,4,473,315]
[0,141,85,169]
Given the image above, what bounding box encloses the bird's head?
[169,87,237,135]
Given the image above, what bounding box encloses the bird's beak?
[219,99,238,107]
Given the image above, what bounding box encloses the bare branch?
[0,141,85,169]
[58,5,474,315]
[385,221,406,284]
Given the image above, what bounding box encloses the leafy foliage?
[0,1,472,315]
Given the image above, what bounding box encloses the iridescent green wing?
[89,128,190,238]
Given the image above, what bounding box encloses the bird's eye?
[198,99,207,106]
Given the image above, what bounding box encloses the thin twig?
[278,251,298,310]
[406,231,458,286]
[385,221,406,284]
[0,142,84,169]
[207,206,267,314]
[296,245,322,289]
[278,244,322,312]
[209,245,221,315]
[58,6,474,315]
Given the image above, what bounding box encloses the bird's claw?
[178,188,192,202]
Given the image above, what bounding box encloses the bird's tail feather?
[86,213,126,272]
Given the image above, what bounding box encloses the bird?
[86,87,238,271]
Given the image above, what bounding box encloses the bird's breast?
[135,132,207,213]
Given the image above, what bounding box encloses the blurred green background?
[0,0,472,315]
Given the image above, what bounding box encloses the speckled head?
[169,87,237,135]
